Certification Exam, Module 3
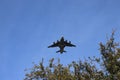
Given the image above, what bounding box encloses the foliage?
[24,32,120,80]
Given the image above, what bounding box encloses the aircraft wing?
[64,41,76,47]
[48,42,59,48]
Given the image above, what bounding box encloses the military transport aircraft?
[48,37,76,53]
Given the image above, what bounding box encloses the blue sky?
[1,0,120,80]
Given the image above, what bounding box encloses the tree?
[24,31,120,80]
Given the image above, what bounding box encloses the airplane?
[48,37,76,53]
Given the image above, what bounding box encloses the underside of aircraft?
[48,37,76,54]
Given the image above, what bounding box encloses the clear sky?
[1,0,120,80]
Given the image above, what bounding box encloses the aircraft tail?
[56,50,66,53]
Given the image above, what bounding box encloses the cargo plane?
[48,37,76,53]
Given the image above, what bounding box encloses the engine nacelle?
[69,41,71,43]
[53,42,55,44]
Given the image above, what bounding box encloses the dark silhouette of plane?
[48,37,76,53]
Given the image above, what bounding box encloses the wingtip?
[72,45,76,47]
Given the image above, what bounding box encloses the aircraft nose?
[60,37,64,41]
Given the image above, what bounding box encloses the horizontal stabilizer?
[56,50,66,53]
